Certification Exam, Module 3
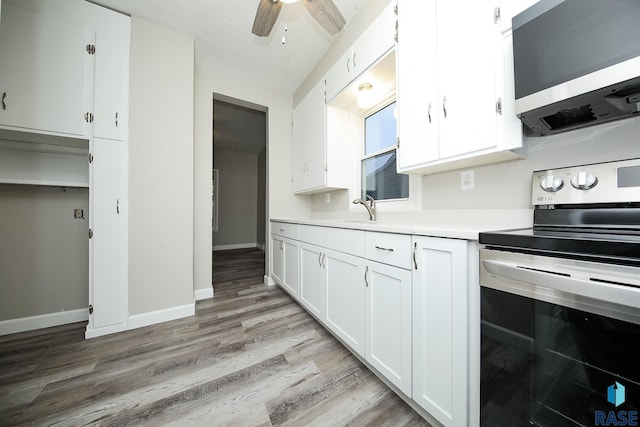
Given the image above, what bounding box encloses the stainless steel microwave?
[512,0,640,135]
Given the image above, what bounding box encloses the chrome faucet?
[352,195,376,221]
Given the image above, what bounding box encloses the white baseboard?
[85,322,128,339]
[127,303,195,331]
[0,308,89,336]
[195,287,214,301]
[264,275,275,286]
[213,243,258,251]
[256,243,265,251]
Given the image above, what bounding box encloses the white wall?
[129,17,194,315]
[0,185,88,320]
[212,149,258,248]
[193,63,311,293]
[421,118,640,209]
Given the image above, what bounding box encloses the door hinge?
[496,97,503,115]
[394,3,398,15]
[396,136,400,150]
[88,153,94,163]
[86,44,96,55]
[89,304,94,315]
[89,228,93,239]
[494,6,501,24]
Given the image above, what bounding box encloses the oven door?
[479,248,640,426]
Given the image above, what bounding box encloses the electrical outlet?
[461,170,475,190]
[325,193,331,204]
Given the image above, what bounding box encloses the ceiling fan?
[252,0,347,37]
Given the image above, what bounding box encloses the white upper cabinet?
[397,0,525,175]
[325,2,396,102]
[292,79,350,195]
[0,0,130,141]
[85,5,130,141]
[0,0,87,137]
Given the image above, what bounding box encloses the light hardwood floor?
[0,248,428,426]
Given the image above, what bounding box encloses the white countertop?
[271,210,532,241]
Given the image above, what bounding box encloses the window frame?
[349,95,422,213]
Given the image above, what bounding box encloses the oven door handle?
[482,259,640,310]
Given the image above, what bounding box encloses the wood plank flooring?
[0,248,428,426]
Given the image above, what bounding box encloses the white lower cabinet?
[365,260,412,396]
[299,242,326,321]
[274,222,475,426]
[271,234,299,298]
[412,236,469,427]
[325,249,366,355]
[87,138,127,337]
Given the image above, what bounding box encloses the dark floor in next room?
[0,247,428,426]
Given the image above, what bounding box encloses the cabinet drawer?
[271,222,299,240]
[365,232,411,269]
[299,225,364,257]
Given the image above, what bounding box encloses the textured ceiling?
[91,0,368,93]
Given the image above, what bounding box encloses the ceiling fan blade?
[252,0,283,37]
[301,0,346,36]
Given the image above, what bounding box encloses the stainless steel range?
[479,158,640,426]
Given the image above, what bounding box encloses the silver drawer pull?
[375,245,394,252]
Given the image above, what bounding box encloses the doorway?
[212,94,267,285]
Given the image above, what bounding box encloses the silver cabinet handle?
[353,51,357,69]
[346,57,350,73]
[318,252,322,267]
[322,253,326,268]
[413,242,418,270]
[375,245,394,252]
[1,92,6,110]
[115,112,119,127]
[428,103,432,123]
[116,199,120,214]
[280,240,284,250]
[364,266,369,287]
[443,96,447,118]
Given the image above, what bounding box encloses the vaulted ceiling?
[91,0,368,93]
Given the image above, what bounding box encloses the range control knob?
[570,172,598,190]
[540,175,564,192]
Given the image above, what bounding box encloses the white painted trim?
[0,309,88,336]
[195,287,214,301]
[256,243,265,251]
[264,275,275,286]
[85,322,128,339]
[212,243,258,251]
[127,303,195,331]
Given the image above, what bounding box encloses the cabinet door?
[437,0,500,159]
[325,249,366,355]
[325,48,354,103]
[89,7,130,140]
[299,243,325,321]
[0,0,86,137]
[352,2,396,78]
[282,238,299,298]
[412,236,468,427]
[396,0,439,171]
[365,261,412,396]
[88,138,127,335]
[292,79,326,193]
[271,235,285,286]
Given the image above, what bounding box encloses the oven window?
[481,287,640,426]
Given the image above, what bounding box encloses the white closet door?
[90,138,127,332]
